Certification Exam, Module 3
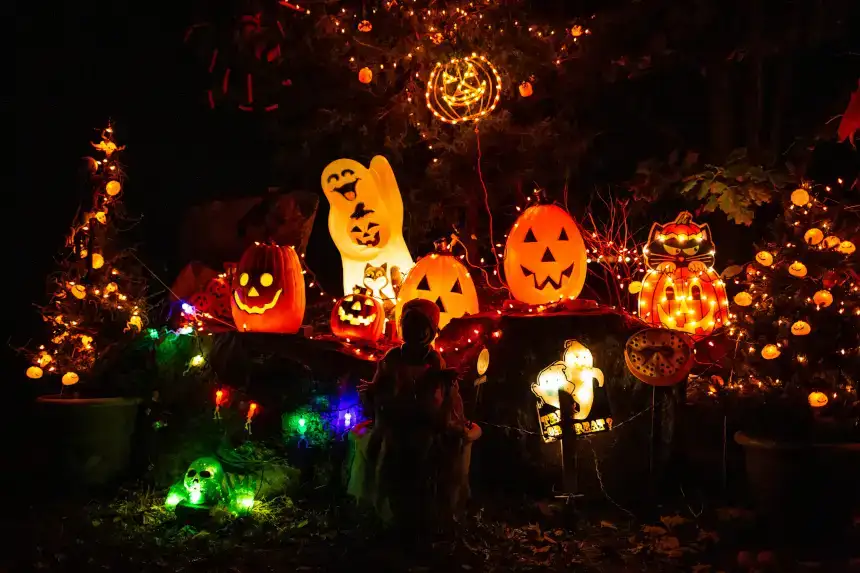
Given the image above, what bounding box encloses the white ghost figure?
[320,156,414,301]
[533,339,605,421]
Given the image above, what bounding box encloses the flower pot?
[34,396,141,487]
[735,431,860,544]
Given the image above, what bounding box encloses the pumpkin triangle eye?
[558,228,569,241]
[416,276,431,291]
[524,229,538,243]
[351,226,361,232]
[450,278,462,294]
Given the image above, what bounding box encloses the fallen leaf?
[660,515,688,529]
[697,529,719,543]
[599,520,617,530]
[642,525,667,536]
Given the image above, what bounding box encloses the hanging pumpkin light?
[105,180,122,196]
[570,25,584,37]
[26,366,44,379]
[62,372,80,386]
[807,391,829,408]
[69,284,87,300]
[503,203,588,305]
[790,188,810,207]
[425,54,502,124]
[91,253,105,270]
[788,261,808,278]
[823,236,841,249]
[357,20,372,32]
[637,212,729,337]
[755,251,774,267]
[790,320,811,336]
[358,67,373,84]
[761,344,781,360]
[813,290,833,307]
[518,81,533,97]
[803,228,824,245]
[837,240,856,255]
[396,238,480,331]
[628,281,643,294]
[733,292,753,307]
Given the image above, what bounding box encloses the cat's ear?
[698,223,711,242]
[647,222,663,241]
[364,262,372,271]
[380,262,388,271]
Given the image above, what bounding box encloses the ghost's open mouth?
[334,179,359,201]
[520,262,574,290]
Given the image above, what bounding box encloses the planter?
[34,396,141,487]
[735,431,860,544]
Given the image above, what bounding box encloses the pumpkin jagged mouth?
[520,262,574,290]
[337,305,377,326]
[354,229,380,247]
[234,289,282,314]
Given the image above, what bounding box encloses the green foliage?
[282,407,330,447]
[679,149,791,225]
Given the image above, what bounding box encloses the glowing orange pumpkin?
[331,286,385,342]
[808,391,829,408]
[231,243,305,333]
[638,267,729,337]
[397,241,479,331]
[503,204,587,305]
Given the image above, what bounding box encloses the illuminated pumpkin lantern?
[823,236,841,249]
[62,372,80,386]
[331,286,385,342]
[803,228,824,245]
[358,67,373,84]
[788,261,807,278]
[808,391,829,409]
[733,292,753,307]
[755,251,773,267]
[518,81,533,97]
[837,240,856,255]
[790,320,811,336]
[105,180,122,196]
[761,344,781,360]
[26,366,43,379]
[637,212,729,337]
[231,243,306,333]
[396,238,479,331]
[357,19,372,32]
[790,188,810,206]
[813,290,833,307]
[503,203,588,305]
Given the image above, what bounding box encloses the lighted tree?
[727,170,859,412]
[24,124,149,389]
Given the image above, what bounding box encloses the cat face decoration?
[636,212,729,337]
[321,156,414,301]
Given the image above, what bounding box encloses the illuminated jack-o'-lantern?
[790,188,810,206]
[837,240,856,255]
[755,251,774,267]
[733,292,753,307]
[504,203,588,305]
[761,344,781,360]
[26,366,43,379]
[396,239,479,331]
[823,236,841,249]
[358,67,372,84]
[231,243,306,333]
[105,180,122,196]
[788,261,807,278]
[331,286,385,342]
[624,328,694,386]
[518,81,533,97]
[813,290,833,307]
[357,19,372,32]
[808,391,829,408]
[637,213,729,337]
[804,228,824,245]
[790,320,811,336]
[62,372,80,386]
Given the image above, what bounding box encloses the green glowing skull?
[182,457,228,507]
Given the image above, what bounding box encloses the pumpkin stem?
[433,237,452,253]
[675,211,694,224]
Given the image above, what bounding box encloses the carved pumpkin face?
[790,320,811,336]
[761,344,780,360]
[837,240,856,255]
[504,204,587,305]
[397,252,479,331]
[331,286,385,341]
[755,251,773,267]
[638,267,729,337]
[808,391,828,408]
[813,290,833,307]
[231,243,305,333]
[788,261,807,277]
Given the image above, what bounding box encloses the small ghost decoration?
[532,339,605,424]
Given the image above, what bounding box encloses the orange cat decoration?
[636,212,729,338]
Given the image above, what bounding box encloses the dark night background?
[11,0,859,371]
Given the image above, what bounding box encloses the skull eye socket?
[260,273,274,287]
[199,470,212,478]
[523,229,538,243]
[239,273,249,286]
[187,469,197,477]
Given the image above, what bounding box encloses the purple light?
[181,302,196,315]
